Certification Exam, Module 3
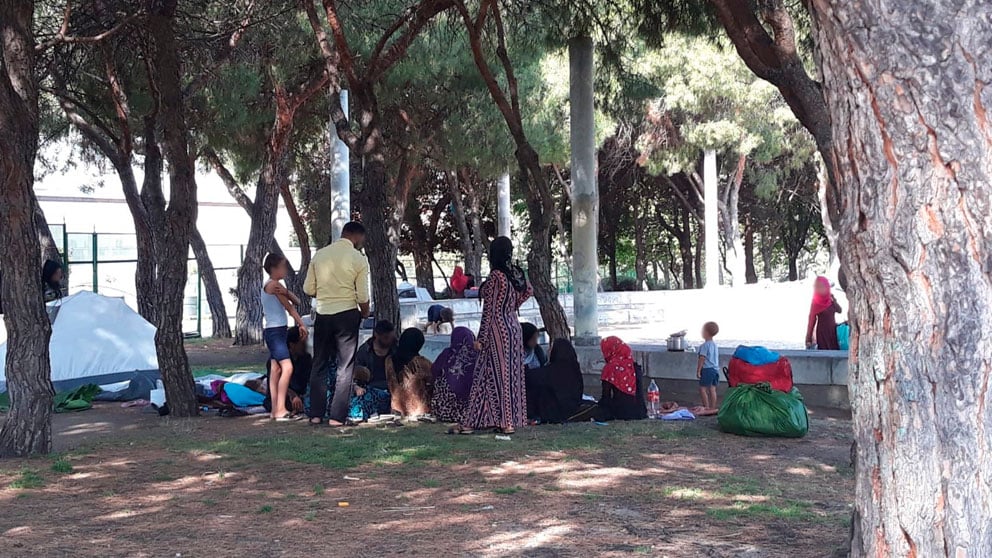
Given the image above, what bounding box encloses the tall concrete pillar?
[569,36,598,343]
[704,149,719,288]
[330,90,350,241]
[497,172,512,238]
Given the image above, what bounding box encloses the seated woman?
[42,260,64,303]
[597,336,647,421]
[521,322,548,370]
[526,339,585,423]
[386,328,434,420]
[430,327,479,423]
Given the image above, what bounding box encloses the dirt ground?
[0,399,854,558]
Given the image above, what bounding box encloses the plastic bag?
[717,382,809,438]
[837,322,850,351]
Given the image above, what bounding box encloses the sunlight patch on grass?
[706,500,817,522]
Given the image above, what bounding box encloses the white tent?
[0,291,159,392]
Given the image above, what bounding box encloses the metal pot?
[667,330,687,352]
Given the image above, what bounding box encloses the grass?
[313,483,325,496]
[706,501,817,522]
[492,486,523,495]
[257,505,273,514]
[51,457,73,474]
[162,420,709,473]
[9,469,45,489]
[421,478,441,488]
[304,511,317,521]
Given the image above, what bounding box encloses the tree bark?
[455,0,571,341]
[0,0,55,457]
[743,215,758,284]
[143,1,199,418]
[634,203,647,289]
[232,72,328,346]
[362,157,403,326]
[809,1,992,555]
[190,227,231,338]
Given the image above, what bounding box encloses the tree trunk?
[760,231,775,279]
[363,157,402,326]
[634,206,647,289]
[810,1,992,555]
[526,192,570,339]
[744,217,758,284]
[144,3,199,418]
[677,211,694,289]
[30,189,61,264]
[607,234,618,290]
[190,227,231,338]
[786,254,798,282]
[693,221,703,289]
[235,149,286,346]
[0,0,55,456]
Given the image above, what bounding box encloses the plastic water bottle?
[647,379,661,418]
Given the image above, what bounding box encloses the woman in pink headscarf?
[806,276,842,350]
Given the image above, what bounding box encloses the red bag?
[726,356,794,393]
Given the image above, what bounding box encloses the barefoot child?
[262,253,308,421]
[696,321,720,411]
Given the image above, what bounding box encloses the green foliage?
[10,468,45,489]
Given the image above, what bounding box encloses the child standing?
[696,321,720,411]
[262,253,308,421]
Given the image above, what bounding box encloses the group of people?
[259,227,653,433]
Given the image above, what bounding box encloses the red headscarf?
[600,336,637,396]
[450,266,468,294]
[810,276,834,316]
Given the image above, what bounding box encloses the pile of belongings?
[717,346,809,438]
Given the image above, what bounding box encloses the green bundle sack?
[717,382,809,438]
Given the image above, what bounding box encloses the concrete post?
[569,36,599,343]
[497,172,512,238]
[704,149,719,288]
[330,90,350,241]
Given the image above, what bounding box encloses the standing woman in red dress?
[450,237,532,435]
[806,276,842,350]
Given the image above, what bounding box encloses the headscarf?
[810,276,834,316]
[392,328,426,378]
[488,236,527,293]
[431,327,478,400]
[600,336,637,396]
[42,260,62,291]
[450,266,468,293]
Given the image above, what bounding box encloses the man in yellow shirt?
[304,221,371,426]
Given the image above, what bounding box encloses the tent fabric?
[0,291,159,393]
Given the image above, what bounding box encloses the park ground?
[0,342,855,557]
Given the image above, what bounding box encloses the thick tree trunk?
[0,0,55,456]
[190,227,231,338]
[607,235,618,290]
[786,255,798,282]
[363,158,402,326]
[30,189,61,265]
[809,1,992,555]
[235,151,286,346]
[145,3,200,418]
[449,171,485,278]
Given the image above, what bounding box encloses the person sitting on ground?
[430,327,479,423]
[696,321,721,412]
[597,336,647,421]
[387,328,434,420]
[425,304,455,335]
[349,366,391,422]
[42,259,65,303]
[521,322,548,370]
[464,273,479,298]
[262,326,312,417]
[526,338,585,424]
[355,320,397,415]
[450,266,469,298]
[806,276,842,350]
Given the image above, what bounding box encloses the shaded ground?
[1,403,854,557]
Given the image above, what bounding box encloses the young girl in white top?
[262,253,308,421]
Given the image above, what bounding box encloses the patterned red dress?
[463,269,532,430]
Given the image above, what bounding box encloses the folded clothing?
[732,346,780,366]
